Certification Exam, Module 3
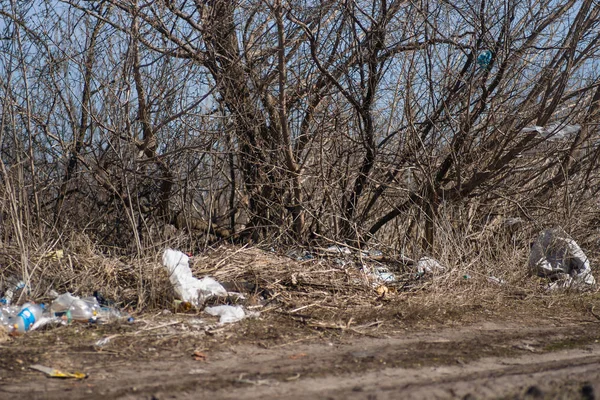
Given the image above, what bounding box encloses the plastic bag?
[416,257,446,275]
[162,249,227,307]
[529,228,595,287]
[205,305,247,324]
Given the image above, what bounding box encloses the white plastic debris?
[528,228,595,288]
[521,124,581,141]
[325,245,351,254]
[360,249,384,260]
[361,265,395,286]
[373,266,396,283]
[162,249,227,307]
[30,316,62,331]
[95,336,114,348]
[547,274,577,291]
[487,276,505,285]
[416,257,446,275]
[205,305,257,324]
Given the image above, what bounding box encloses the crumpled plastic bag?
[416,257,446,275]
[528,228,595,287]
[522,124,581,141]
[362,265,395,286]
[325,245,351,254]
[162,249,227,307]
[205,305,256,324]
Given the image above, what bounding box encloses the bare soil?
[2,313,600,399]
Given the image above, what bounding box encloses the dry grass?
[1,219,600,334]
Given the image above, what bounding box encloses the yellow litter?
[45,250,64,261]
[30,364,87,379]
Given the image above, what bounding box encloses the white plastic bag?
[416,257,446,275]
[162,249,227,307]
[205,305,247,324]
[529,228,595,287]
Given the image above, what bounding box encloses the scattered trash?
[488,276,505,285]
[96,306,133,324]
[0,291,131,335]
[174,300,193,313]
[188,368,208,375]
[372,266,396,283]
[514,343,537,353]
[94,334,119,348]
[477,50,492,68]
[521,124,581,141]
[45,250,64,261]
[0,304,17,329]
[501,217,524,235]
[529,228,596,288]
[162,249,227,307]
[416,257,446,275]
[93,291,114,307]
[362,265,395,286]
[463,274,471,280]
[287,249,314,261]
[30,364,87,379]
[50,293,99,322]
[375,285,389,297]
[30,316,62,332]
[0,280,25,305]
[205,305,258,324]
[95,337,111,347]
[325,245,351,255]
[11,303,45,335]
[547,274,580,291]
[50,292,130,325]
[333,258,349,267]
[360,249,384,260]
[368,249,384,260]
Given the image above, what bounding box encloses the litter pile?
[162,248,258,324]
[529,227,596,289]
[0,289,132,336]
[1,225,596,337]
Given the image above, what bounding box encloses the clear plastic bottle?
[50,293,76,322]
[50,293,76,314]
[0,280,25,305]
[0,305,17,324]
[12,303,45,334]
[0,306,10,330]
[68,298,96,321]
[80,297,100,321]
[51,293,100,322]
[96,307,128,324]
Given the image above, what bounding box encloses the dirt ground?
[2,312,600,400]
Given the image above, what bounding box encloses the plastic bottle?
[80,297,100,321]
[50,292,76,313]
[0,306,10,328]
[0,280,25,305]
[68,298,99,321]
[51,293,99,322]
[12,303,45,334]
[96,306,130,324]
[0,305,17,325]
[50,293,76,322]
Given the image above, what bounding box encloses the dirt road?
[2,320,600,399]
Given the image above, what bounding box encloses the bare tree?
[0,0,598,254]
